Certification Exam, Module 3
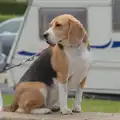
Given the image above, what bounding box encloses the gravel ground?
[0,112,120,120]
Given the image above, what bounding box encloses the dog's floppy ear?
[68,18,86,45]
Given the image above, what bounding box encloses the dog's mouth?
[46,40,56,46]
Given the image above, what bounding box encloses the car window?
[0,20,21,33]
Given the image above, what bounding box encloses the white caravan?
[6,0,120,94]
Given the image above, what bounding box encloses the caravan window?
[112,0,120,31]
[39,8,87,39]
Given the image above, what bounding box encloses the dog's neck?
[56,42,87,58]
[57,37,89,48]
[57,40,88,50]
[64,43,86,53]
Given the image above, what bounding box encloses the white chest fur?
[64,43,91,89]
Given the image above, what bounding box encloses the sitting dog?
[43,14,91,115]
[4,14,91,115]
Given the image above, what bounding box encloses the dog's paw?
[72,105,81,113]
[16,108,25,113]
[51,105,60,112]
[31,108,52,114]
[61,108,73,115]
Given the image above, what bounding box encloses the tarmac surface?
[0,112,120,120]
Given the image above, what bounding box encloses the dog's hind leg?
[18,88,47,114]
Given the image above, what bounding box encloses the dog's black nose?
[43,33,49,39]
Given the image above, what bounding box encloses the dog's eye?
[56,23,62,27]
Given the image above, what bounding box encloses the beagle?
[43,14,91,115]
[4,14,91,115]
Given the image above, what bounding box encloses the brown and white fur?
[4,82,53,114]
[4,14,91,115]
[43,14,91,115]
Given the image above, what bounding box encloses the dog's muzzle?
[43,33,56,46]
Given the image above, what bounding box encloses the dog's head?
[43,14,87,47]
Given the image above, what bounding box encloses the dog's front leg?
[58,82,72,115]
[47,81,60,112]
[72,85,83,113]
[72,77,86,113]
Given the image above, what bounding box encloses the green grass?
[0,14,19,22]
[69,99,120,113]
[2,94,120,113]
[0,0,27,3]
[2,94,13,106]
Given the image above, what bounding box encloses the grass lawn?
[0,14,19,22]
[2,94,120,113]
